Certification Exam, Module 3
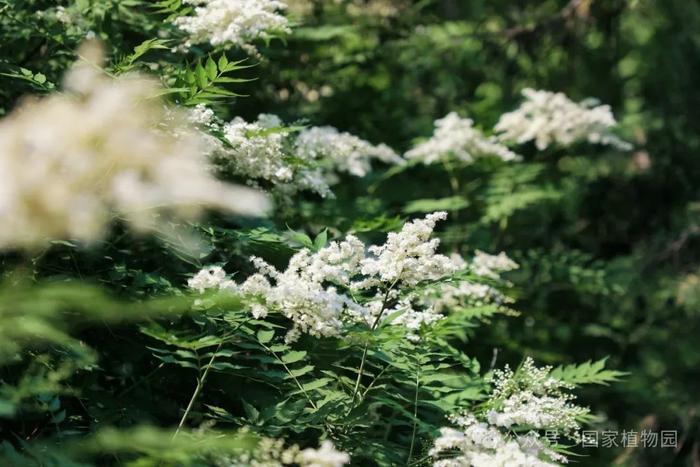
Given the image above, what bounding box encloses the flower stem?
[407,366,421,464]
[173,342,221,439]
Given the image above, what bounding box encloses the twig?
[350,277,400,407]
[173,343,222,439]
[407,366,421,465]
[260,342,318,411]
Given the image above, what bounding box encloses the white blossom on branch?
[405,112,521,165]
[174,0,291,50]
[494,88,631,150]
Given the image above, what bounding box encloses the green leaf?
[287,230,314,249]
[293,378,333,394]
[206,56,218,80]
[285,365,315,378]
[241,399,260,422]
[550,358,627,386]
[404,196,469,214]
[218,55,229,71]
[281,351,307,364]
[313,230,328,250]
[257,329,275,344]
[195,62,208,88]
[0,399,15,417]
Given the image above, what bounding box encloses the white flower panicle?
[388,298,444,342]
[0,41,268,250]
[174,0,291,49]
[430,415,564,467]
[218,114,332,197]
[55,6,72,24]
[421,251,518,315]
[487,357,587,434]
[494,88,631,150]
[471,250,519,280]
[215,115,403,197]
[405,112,521,165]
[189,213,464,342]
[187,104,217,127]
[295,126,404,178]
[187,213,524,342]
[188,213,519,343]
[428,281,512,314]
[431,359,587,466]
[296,440,351,467]
[358,212,457,288]
[187,265,237,293]
[219,436,349,467]
[222,114,295,183]
[239,246,364,342]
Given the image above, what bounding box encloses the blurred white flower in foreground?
[218,435,349,467]
[0,41,268,250]
[174,0,290,49]
[405,112,521,165]
[495,88,631,150]
[296,440,351,467]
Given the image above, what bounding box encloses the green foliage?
[550,358,627,386]
[175,56,253,106]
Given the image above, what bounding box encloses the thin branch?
[350,277,400,407]
[407,366,421,465]
[260,342,318,411]
[173,342,222,439]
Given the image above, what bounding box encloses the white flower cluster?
[187,104,217,127]
[187,265,237,293]
[55,6,72,24]
[296,440,351,467]
[357,212,457,288]
[213,115,403,197]
[295,126,404,178]
[405,112,521,165]
[471,250,519,279]
[240,247,366,342]
[487,357,587,435]
[174,0,291,50]
[425,251,518,314]
[0,42,268,250]
[220,436,349,467]
[189,212,463,342]
[430,414,565,467]
[218,114,331,197]
[431,358,590,465]
[495,88,631,150]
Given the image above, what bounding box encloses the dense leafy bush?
[1,1,697,466]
